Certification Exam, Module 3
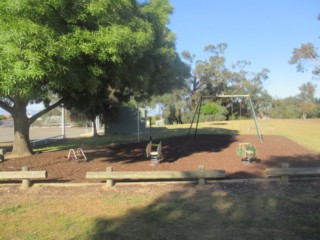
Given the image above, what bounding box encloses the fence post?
[198,165,206,185]
[0,149,4,162]
[22,166,31,188]
[281,163,289,183]
[106,167,114,187]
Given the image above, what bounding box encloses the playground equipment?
[236,143,256,163]
[188,94,263,143]
[67,145,87,162]
[146,141,162,166]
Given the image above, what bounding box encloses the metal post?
[61,104,65,139]
[95,116,100,134]
[137,108,140,142]
[149,117,152,141]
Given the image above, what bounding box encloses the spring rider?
[236,143,256,164]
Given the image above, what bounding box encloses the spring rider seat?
[236,143,256,164]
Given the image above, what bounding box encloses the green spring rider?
[236,143,256,163]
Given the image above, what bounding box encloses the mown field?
[164,118,320,153]
[0,119,320,240]
[1,181,320,240]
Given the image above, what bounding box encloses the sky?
[1,0,320,115]
[168,0,320,98]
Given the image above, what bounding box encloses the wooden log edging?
[86,165,227,187]
[265,167,320,176]
[265,164,320,182]
[0,166,48,187]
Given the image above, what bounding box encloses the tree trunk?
[11,99,33,157]
[302,113,307,119]
[5,97,64,157]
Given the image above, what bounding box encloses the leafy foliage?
[200,102,219,115]
[289,15,320,79]
[297,82,317,119]
[0,0,189,156]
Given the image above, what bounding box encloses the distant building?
[2,114,12,119]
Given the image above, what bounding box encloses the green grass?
[35,118,320,154]
[1,182,320,239]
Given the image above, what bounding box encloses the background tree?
[151,43,271,124]
[297,82,317,119]
[151,87,191,124]
[289,15,320,79]
[290,42,320,79]
[268,97,300,119]
[180,44,270,121]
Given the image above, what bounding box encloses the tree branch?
[29,98,65,124]
[0,99,13,114]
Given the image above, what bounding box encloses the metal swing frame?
[188,94,263,143]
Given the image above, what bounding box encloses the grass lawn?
[1,118,320,239]
[1,181,320,240]
[33,118,320,154]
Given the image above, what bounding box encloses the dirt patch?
[1,134,319,184]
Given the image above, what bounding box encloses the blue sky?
[168,0,320,98]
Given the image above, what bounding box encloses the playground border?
[1,176,320,189]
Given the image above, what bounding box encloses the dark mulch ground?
[0,134,319,183]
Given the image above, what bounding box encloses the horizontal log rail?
[0,166,47,187]
[86,165,226,187]
[265,163,320,183]
[265,167,320,176]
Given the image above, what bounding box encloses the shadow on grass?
[73,181,320,240]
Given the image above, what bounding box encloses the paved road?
[0,126,91,143]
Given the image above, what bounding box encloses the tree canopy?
[289,15,320,79]
[0,0,189,156]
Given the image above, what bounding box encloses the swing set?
[188,94,263,143]
[188,94,262,163]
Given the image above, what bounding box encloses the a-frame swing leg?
[194,95,203,138]
[188,97,200,136]
[248,96,263,143]
[188,95,203,138]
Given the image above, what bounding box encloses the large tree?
[181,44,270,119]
[0,0,186,157]
[63,0,190,134]
[289,15,320,79]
